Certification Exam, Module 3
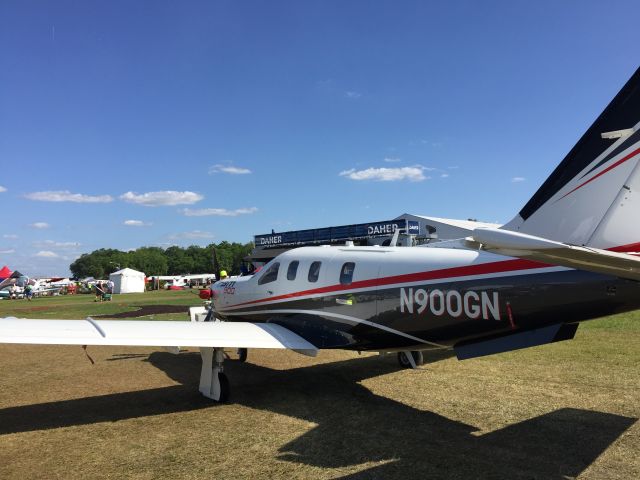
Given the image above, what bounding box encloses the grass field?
[0,292,638,479]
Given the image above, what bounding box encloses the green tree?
[70,254,105,279]
[130,247,168,276]
[186,245,212,273]
[165,246,195,275]
[210,241,254,275]
[69,241,254,279]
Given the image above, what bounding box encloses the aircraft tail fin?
[503,67,640,253]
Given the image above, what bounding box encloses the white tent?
[109,268,146,294]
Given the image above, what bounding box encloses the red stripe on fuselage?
[222,241,640,311]
[608,241,640,253]
[224,258,550,309]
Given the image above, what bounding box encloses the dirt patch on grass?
[93,305,188,318]
[11,306,51,313]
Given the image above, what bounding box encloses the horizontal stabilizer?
[454,323,579,360]
[0,318,318,357]
[468,227,640,281]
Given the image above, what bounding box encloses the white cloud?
[35,250,59,258]
[339,166,429,182]
[30,222,50,229]
[3,234,18,239]
[345,91,362,99]
[182,207,258,217]
[32,240,81,249]
[440,173,450,178]
[123,220,152,227]
[208,164,252,175]
[0,249,15,254]
[384,157,401,163]
[120,191,203,207]
[0,186,6,193]
[169,230,216,240]
[511,177,526,183]
[24,190,113,203]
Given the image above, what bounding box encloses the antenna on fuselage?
[390,226,401,247]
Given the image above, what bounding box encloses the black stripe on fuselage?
[217,270,640,351]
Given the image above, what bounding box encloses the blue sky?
[0,0,638,276]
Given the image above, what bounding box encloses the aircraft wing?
[0,318,318,357]
[468,227,640,281]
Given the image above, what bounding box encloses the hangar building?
[250,214,500,265]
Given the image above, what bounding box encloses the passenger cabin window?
[258,262,280,285]
[287,261,299,281]
[340,262,356,285]
[308,261,322,283]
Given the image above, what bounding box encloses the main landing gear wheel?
[199,347,231,402]
[237,348,248,363]
[216,372,230,403]
[397,351,424,369]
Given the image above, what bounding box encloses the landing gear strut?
[199,347,230,402]
[397,350,424,369]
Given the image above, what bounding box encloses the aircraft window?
[258,262,280,285]
[287,261,299,281]
[340,262,356,285]
[308,261,322,282]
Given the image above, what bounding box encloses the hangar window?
[340,262,356,285]
[287,261,299,281]
[258,262,280,285]
[308,261,322,283]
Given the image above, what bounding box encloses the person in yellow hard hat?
[219,270,228,280]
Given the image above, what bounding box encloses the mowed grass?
[0,294,638,479]
[0,290,199,320]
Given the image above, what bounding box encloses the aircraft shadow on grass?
[0,351,635,479]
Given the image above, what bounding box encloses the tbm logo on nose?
[400,288,501,320]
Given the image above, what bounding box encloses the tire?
[397,351,424,368]
[413,350,424,366]
[237,348,248,363]
[217,372,230,403]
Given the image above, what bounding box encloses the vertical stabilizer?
[503,67,640,251]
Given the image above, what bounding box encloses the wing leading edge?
[0,318,318,357]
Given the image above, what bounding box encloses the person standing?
[94,282,104,302]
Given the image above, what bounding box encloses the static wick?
[82,345,95,365]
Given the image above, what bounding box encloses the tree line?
[69,242,254,279]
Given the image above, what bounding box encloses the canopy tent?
[0,266,12,280]
[109,268,146,294]
[0,270,26,290]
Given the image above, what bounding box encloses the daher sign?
[255,219,420,247]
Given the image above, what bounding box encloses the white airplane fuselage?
[212,244,640,352]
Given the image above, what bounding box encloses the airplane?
[0,276,62,298]
[0,286,22,300]
[29,279,63,297]
[156,273,217,289]
[1,66,640,403]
